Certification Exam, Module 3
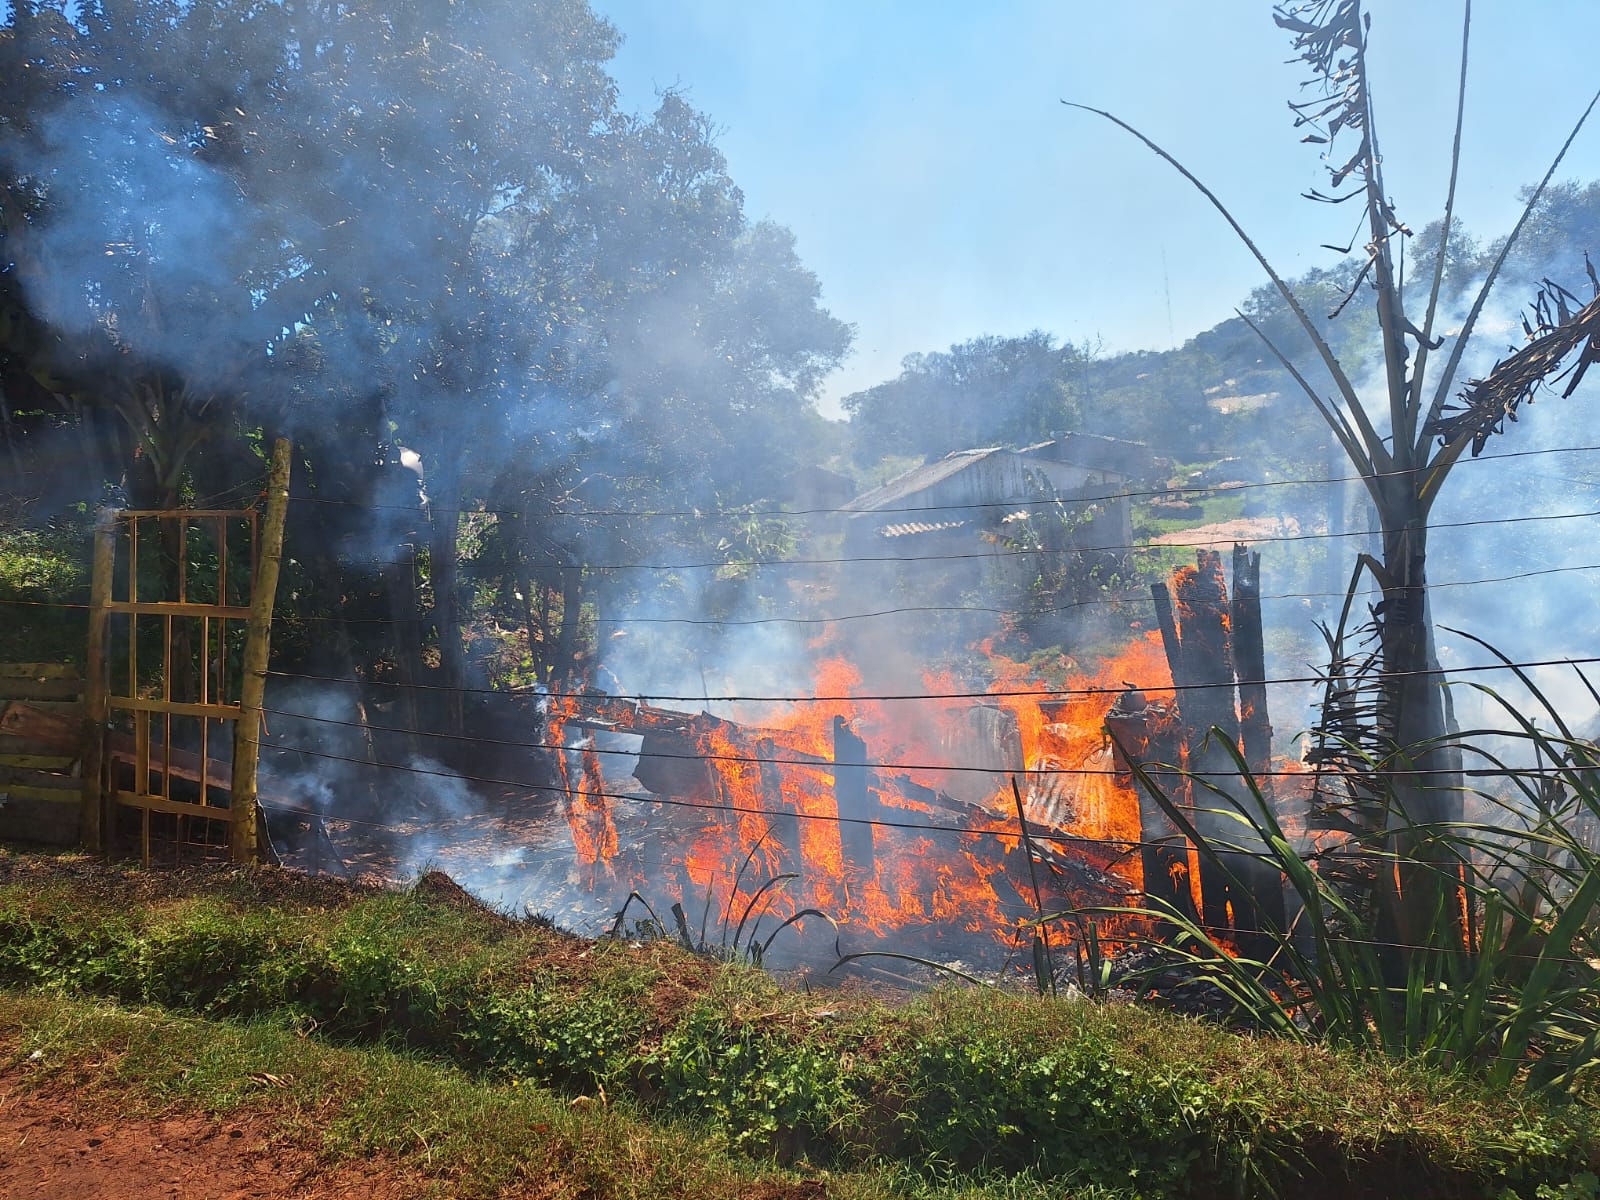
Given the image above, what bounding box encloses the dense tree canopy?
[842,331,1082,463]
[0,0,851,693]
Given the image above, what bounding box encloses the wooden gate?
[81,439,291,864]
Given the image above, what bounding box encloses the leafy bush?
[1094,669,1600,1099]
[0,523,86,598]
[135,909,311,1015]
[0,515,91,661]
[895,1026,1211,1189]
[469,985,641,1091]
[649,1006,854,1157]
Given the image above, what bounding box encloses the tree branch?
[1423,85,1600,455]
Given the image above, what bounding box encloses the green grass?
[1132,487,1250,541]
[0,990,855,1200]
[0,851,1593,1198]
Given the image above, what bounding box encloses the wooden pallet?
[0,664,83,846]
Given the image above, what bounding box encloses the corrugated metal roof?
[1018,434,1145,477]
[841,448,1004,513]
[875,519,968,539]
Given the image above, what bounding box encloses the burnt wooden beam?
[1172,548,1240,748]
[1142,552,1288,948]
[1105,698,1198,922]
[1151,582,1185,690]
[756,738,805,882]
[1231,543,1273,787]
[833,716,875,895]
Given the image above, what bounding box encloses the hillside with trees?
[844,182,1600,477]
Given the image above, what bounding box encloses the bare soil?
[0,1070,419,1200]
[1149,514,1302,546]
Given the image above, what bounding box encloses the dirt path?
[0,1077,416,1200]
[1149,514,1302,547]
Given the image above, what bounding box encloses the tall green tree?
[2,0,852,702]
[0,0,317,507]
[843,330,1081,463]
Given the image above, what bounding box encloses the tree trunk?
[555,564,585,684]
[1376,510,1465,951]
[383,547,426,761]
[426,471,466,733]
[0,382,23,482]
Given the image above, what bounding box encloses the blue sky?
[589,1,1600,415]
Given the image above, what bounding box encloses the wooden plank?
[0,701,80,749]
[83,517,114,854]
[0,755,77,773]
[106,601,252,620]
[109,696,239,721]
[0,764,80,789]
[0,736,81,758]
[114,509,252,519]
[0,790,80,846]
[0,781,80,803]
[106,734,231,790]
[113,791,230,821]
[0,663,80,680]
[0,677,85,701]
[9,699,81,717]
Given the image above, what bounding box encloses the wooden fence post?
[79,514,116,852]
[231,438,292,863]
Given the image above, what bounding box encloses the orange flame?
[546,630,1197,961]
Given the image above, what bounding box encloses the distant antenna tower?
[1160,244,1176,348]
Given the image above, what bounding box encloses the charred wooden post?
[80,514,115,852]
[1171,549,1240,752]
[832,716,876,898]
[1105,689,1197,921]
[757,738,805,881]
[1224,548,1287,939]
[1150,582,1184,684]
[1145,550,1286,948]
[1231,544,1273,788]
[1152,554,1238,929]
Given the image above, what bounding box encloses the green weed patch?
[0,851,1594,1197]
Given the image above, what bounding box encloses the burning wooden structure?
[66,524,1286,973]
[514,542,1293,966]
[543,684,1140,961]
[1104,545,1289,947]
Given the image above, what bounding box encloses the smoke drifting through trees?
[0,0,850,696]
[4,1,1600,966]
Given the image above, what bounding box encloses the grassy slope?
[0,849,1593,1200]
